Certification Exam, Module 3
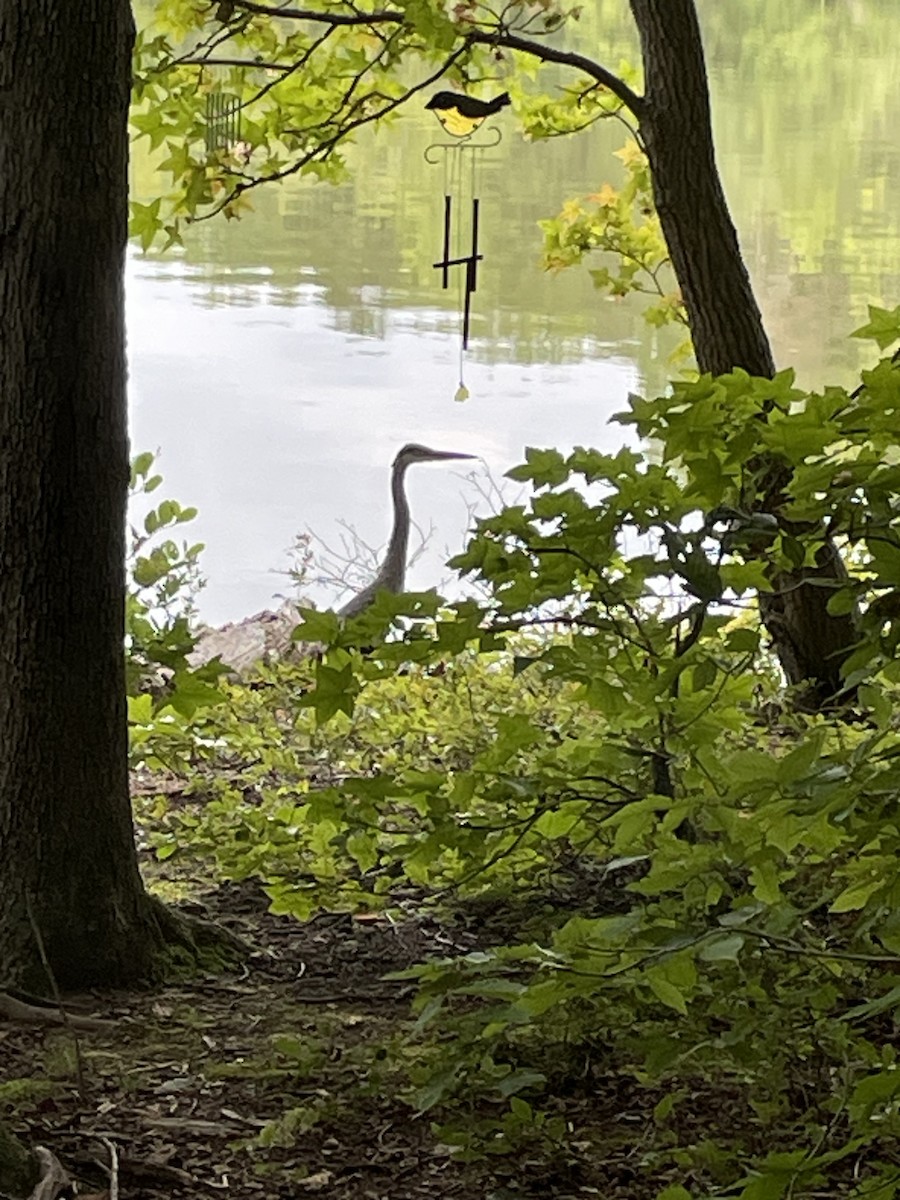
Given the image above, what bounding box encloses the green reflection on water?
[132,0,900,390]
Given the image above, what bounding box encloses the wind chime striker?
[425,91,509,399]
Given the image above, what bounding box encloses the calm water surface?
[128,0,900,623]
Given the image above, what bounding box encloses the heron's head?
[393,443,476,471]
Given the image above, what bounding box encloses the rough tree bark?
[629,0,857,707]
[0,1121,34,1197]
[0,0,206,989]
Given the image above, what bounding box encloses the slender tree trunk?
[630,0,856,707]
[0,0,189,989]
[629,0,774,378]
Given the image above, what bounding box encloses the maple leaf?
[614,138,645,168]
[588,183,618,208]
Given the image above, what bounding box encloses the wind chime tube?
[441,194,452,289]
[461,196,481,349]
[468,197,480,294]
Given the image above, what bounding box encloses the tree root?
[0,992,113,1031]
[144,894,250,980]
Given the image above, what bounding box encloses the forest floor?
[0,871,679,1200]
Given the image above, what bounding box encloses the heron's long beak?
[427,451,477,462]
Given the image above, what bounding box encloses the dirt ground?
[1,878,655,1200]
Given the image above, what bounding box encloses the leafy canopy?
[133,0,645,248]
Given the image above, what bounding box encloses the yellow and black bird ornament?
[425,90,511,139]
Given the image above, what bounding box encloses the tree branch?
[244,26,337,109]
[227,0,645,117]
[469,29,645,117]
[180,57,294,70]
[198,41,471,219]
[233,0,404,25]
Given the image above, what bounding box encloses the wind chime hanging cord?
[455,145,467,398]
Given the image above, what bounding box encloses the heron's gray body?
[338,443,474,617]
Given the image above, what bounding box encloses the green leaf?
[829,876,885,913]
[653,1092,682,1123]
[691,658,717,691]
[664,532,722,601]
[414,1062,464,1112]
[849,1069,900,1117]
[776,731,825,785]
[127,693,154,724]
[718,903,767,928]
[131,450,154,481]
[292,607,340,643]
[535,809,579,839]
[826,587,857,616]
[129,198,163,252]
[868,538,900,585]
[698,932,745,962]
[725,627,760,653]
[725,750,778,786]
[166,671,225,718]
[738,1175,789,1200]
[645,970,688,1015]
[851,303,900,349]
[749,859,782,905]
[506,447,569,488]
[346,831,378,872]
[839,983,900,1023]
[297,661,359,724]
[497,1070,546,1097]
[512,655,540,676]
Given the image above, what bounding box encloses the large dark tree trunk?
[0,0,190,990]
[629,0,857,707]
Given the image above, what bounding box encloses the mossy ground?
[0,873,703,1200]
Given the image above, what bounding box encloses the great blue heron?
[338,443,475,618]
[188,443,475,673]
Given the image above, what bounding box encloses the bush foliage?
[130,315,900,1197]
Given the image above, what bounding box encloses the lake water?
[128,0,900,624]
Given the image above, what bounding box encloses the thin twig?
[179,55,295,70]
[25,895,87,1095]
[740,926,900,965]
[101,1137,120,1200]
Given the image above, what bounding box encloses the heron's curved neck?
[382,461,411,589]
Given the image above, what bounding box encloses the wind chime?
[204,82,255,173]
[205,91,242,153]
[424,91,509,400]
